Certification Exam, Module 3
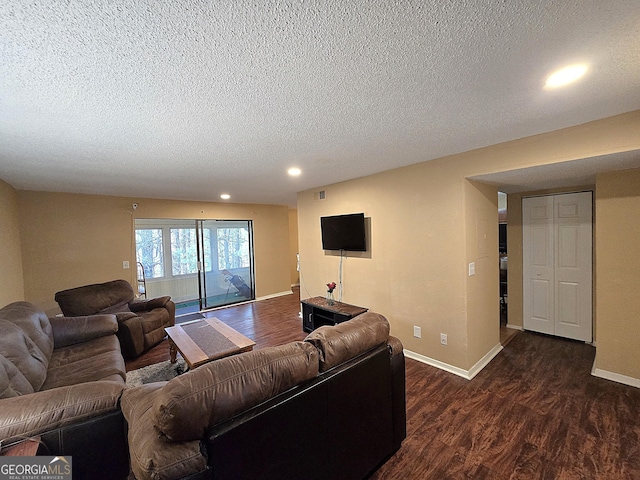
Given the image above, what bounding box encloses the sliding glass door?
[135,219,255,316]
[197,220,255,310]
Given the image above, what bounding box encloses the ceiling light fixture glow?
[220,194,230,200]
[288,167,301,176]
[544,64,588,89]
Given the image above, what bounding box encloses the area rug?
[126,359,186,388]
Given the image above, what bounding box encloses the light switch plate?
[413,326,422,338]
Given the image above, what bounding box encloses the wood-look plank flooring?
[126,288,640,479]
[125,289,306,371]
[500,324,519,346]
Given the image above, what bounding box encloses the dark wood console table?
[301,296,368,333]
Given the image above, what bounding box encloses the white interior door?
[523,196,555,335]
[553,193,592,341]
[523,192,593,342]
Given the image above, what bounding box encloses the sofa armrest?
[50,314,118,348]
[0,381,123,446]
[122,383,208,480]
[387,335,406,448]
[129,296,171,312]
[387,335,404,359]
[304,312,390,372]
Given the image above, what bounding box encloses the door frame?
[522,191,593,342]
[196,219,256,311]
[134,218,256,314]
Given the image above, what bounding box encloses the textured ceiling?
[1,1,640,206]
[471,149,640,193]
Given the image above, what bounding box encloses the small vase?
[326,291,335,306]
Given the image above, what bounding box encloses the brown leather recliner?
[55,279,175,359]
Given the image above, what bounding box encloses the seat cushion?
[41,335,126,390]
[304,312,390,372]
[0,380,125,445]
[138,308,170,335]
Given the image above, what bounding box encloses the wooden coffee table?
[165,317,255,370]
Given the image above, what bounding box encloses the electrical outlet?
[413,326,422,338]
[123,261,130,269]
[440,333,448,345]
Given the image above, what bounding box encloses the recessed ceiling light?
[220,194,230,200]
[544,64,588,89]
[288,167,301,176]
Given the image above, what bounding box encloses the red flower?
[326,282,337,293]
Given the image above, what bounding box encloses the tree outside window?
[217,227,249,270]
[170,228,212,275]
[135,229,164,278]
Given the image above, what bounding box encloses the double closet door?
[523,192,592,342]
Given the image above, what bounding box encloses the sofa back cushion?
[0,353,35,398]
[0,302,55,395]
[55,279,135,316]
[304,312,390,372]
[154,341,319,442]
[0,322,49,392]
[0,302,54,358]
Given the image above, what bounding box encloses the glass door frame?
[196,219,256,311]
[134,218,256,316]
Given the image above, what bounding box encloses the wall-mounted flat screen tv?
[320,213,366,251]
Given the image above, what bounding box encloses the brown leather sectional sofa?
[122,312,406,480]
[1,301,405,480]
[0,301,129,479]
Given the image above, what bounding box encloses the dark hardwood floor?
[125,288,307,371]
[372,333,640,480]
[126,288,640,479]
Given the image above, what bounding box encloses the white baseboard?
[468,343,504,379]
[591,362,640,389]
[506,323,523,330]
[255,290,293,301]
[404,343,503,380]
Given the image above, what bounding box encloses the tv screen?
[320,213,366,251]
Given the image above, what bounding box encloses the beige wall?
[465,180,500,368]
[0,180,25,304]
[298,110,640,378]
[289,208,300,286]
[298,157,493,371]
[594,168,640,381]
[17,191,292,315]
